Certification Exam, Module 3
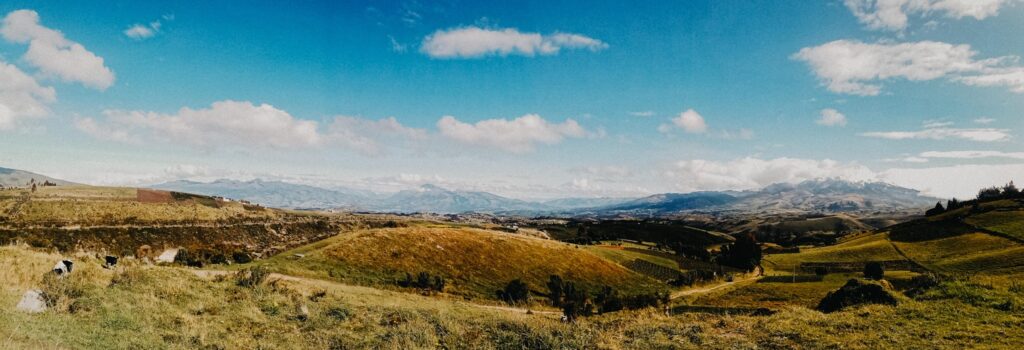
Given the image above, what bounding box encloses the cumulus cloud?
[73,116,137,143]
[663,157,876,192]
[1,10,115,90]
[123,24,155,39]
[436,114,588,153]
[326,116,427,156]
[816,108,848,127]
[860,127,1011,142]
[420,26,607,58]
[844,0,1016,31]
[0,59,56,130]
[793,39,1024,95]
[667,109,708,134]
[919,150,1024,159]
[83,100,321,149]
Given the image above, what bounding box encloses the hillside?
[0,167,77,187]
[0,185,393,259]
[153,179,373,209]
[254,226,667,299]
[377,184,547,214]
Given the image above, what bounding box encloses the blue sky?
[0,0,1022,199]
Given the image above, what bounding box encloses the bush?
[232,251,253,264]
[814,266,829,276]
[497,279,530,305]
[236,266,270,288]
[864,262,884,280]
[816,279,898,313]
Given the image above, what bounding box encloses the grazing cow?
[53,260,73,277]
[104,256,119,269]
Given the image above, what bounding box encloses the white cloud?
[844,0,1016,31]
[668,109,708,134]
[717,128,755,140]
[629,111,655,117]
[816,108,848,127]
[973,117,996,124]
[860,127,1010,142]
[920,150,1024,159]
[793,39,1024,95]
[880,163,1024,198]
[0,59,56,130]
[436,114,588,153]
[420,26,607,59]
[73,116,137,143]
[326,116,427,156]
[957,67,1024,93]
[123,24,154,40]
[89,100,321,149]
[1,10,115,90]
[664,157,876,192]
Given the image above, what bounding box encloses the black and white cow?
[52,260,73,277]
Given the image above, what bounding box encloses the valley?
[1,170,1022,348]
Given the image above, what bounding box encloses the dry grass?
[257,227,666,300]
[1,245,1022,349]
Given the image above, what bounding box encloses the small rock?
[293,253,306,259]
[16,289,46,314]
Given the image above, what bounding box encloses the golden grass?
[3,186,281,225]
[257,227,666,299]
[1,245,1022,349]
[585,245,679,270]
[895,233,1024,277]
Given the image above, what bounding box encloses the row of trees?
[495,275,669,321]
[926,181,1020,216]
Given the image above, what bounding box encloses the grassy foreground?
[3,245,1023,349]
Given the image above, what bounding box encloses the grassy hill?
[2,243,1022,349]
[253,226,667,300]
[0,185,398,260]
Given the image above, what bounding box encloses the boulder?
[817,279,898,313]
[155,248,179,264]
[16,289,46,313]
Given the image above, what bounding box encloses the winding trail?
[669,274,761,300]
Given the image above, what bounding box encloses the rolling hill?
[0,167,76,187]
[254,226,667,299]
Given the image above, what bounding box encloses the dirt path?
[190,269,562,317]
[670,275,760,300]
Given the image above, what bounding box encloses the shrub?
[816,279,898,313]
[546,275,564,306]
[814,266,829,276]
[326,306,351,321]
[231,251,253,264]
[236,266,270,288]
[864,262,884,280]
[497,279,530,305]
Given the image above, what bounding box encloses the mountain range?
[152,177,939,215]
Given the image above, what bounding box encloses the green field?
[764,233,904,273]
[966,210,1024,241]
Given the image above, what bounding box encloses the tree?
[719,233,762,271]
[925,202,945,216]
[594,286,623,314]
[432,275,446,292]
[546,275,564,306]
[864,262,884,280]
[978,186,1003,200]
[560,282,592,321]
[498,279,530,304]
[416,272,431,289]
[1003,181,1020,197]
